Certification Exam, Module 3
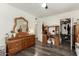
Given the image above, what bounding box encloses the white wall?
[0,3,36,49]
[41,10,79,26]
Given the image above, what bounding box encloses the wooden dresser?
[6,35,35,56]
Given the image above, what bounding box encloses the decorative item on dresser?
[6,17,35,56]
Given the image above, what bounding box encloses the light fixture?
[41,3,46,8]
[41,3,48,9]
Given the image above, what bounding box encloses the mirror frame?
[13,17,28,32]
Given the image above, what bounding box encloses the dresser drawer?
[7,35,35,55]
[8,48,17,55]
[8,41,22,49]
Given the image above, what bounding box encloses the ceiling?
[8,3,79,18]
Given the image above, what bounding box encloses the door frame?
[60,18,73,50]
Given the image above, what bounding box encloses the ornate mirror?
[13,17,28,33]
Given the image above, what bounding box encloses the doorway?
[60,18,72,50]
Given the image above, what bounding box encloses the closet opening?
[60,18,72,50]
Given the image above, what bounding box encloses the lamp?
[10,30,15,38]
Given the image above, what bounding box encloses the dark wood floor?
[14,41,77,56]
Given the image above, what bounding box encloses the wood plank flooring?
[14,41,77,56]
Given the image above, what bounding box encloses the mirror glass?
[13,17,28,33]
